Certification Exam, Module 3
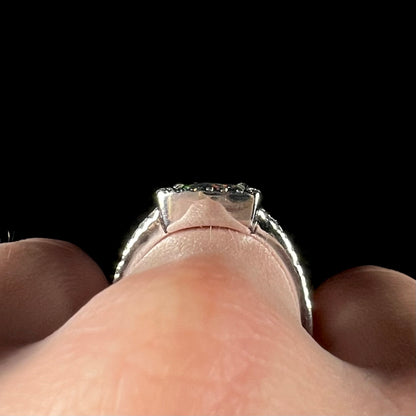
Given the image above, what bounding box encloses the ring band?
[113,183,313,334]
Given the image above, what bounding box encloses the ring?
[113,183,313,334]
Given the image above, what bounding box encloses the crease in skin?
[6,244,13,261]
[25,238,80,251]
[110,369,126,415]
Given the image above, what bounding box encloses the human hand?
[0,233,415,415]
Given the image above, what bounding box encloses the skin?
[0,234,415,415]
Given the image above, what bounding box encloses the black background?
[2,130,413,289]
[1,13,414,289]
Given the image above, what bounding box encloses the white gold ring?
[114,183,313,334]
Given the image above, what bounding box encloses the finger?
[1,231,405,415]
[0,238,108,349]
[313,266,416,378]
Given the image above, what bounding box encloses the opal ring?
[113,183,313,334]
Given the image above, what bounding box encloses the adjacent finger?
[0,238,108,348]
[313,266,416,378]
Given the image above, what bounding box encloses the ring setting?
[114,183,313,334]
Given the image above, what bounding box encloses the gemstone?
[175,183,238,193]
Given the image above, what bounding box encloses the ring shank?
[255,209,313,334]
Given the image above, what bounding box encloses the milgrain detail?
[110,371,126,415]
[114,208,160,280]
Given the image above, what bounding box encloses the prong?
[156,188,172,232]
[235,183,246,193]
[249,189,262,232]
[173,183,185,191]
